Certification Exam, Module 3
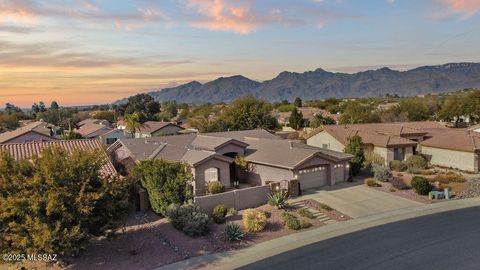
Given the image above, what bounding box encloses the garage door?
[334,164,345,184]
[298,166,328,190]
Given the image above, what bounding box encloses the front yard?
[52,200,348,270]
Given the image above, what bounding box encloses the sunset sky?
[1,0,479,107]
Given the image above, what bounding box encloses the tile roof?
[0,121,58,143]
[76,123,113,138]
[136,121,183,134]
[203,129,280,141]
[0,139,117,176]
[420,129,480,152]
[244,138,352,169]
[309,125,417,147]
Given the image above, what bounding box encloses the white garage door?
[335,164,345,184]
[298,166,328,190]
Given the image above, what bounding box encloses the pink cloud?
[0,1,36,23]
[435,0,480,20]
[186,0,265,34]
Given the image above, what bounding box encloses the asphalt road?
[240,206,480,270]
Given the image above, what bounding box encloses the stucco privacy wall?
[421,146,478,173]
[194,185,270,213]
[307,131,344,152]
[193,158,231,195]
[246,163,294,185]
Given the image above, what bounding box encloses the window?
[205,168,219,182]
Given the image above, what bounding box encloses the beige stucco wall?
[420,146,478,173]
[307,131,345,152]
[246,163,294,186]
[373,146,389,165]
[193,158,231,195]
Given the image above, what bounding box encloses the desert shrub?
[404,155,427,170]
[364,150,385,169]
[411,176,432,195]
[372,164,393,182]
[407,167,421,174]
[133,159,193,216]
[281,212,301,230]
[224,223,244,241]
[267,191,289,209]
[208,181,225,194]
[431,173,466,184]
[390,177,409,190]
[389,188,396,192]
[212,204,227,224]
[420,170,435,176]
[165,204,209,237]
[226,208,237,217]
[390,160,407,172]
[297,208,314,219]
[300,219,312,229]
[365,178,379,187]
[242,209,267,233]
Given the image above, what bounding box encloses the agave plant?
[267,191,289,209]
[224,223,244,241]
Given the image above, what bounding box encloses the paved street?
[241,206,480,270]
[298,182,421,218]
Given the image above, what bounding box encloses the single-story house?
[0,121,59,144]
[78,118,111,128]
[77,123,129,146]
[420,129,480,173]
[134,121,184,138]
[108,129,352,195]
[0,139,117,176]
[306,124,419,165]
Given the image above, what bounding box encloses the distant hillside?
[114,63,480,104]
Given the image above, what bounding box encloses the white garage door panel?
[299,166,327,190]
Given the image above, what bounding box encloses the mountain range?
[115,63,480,104]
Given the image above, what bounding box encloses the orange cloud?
[441,0,480,19]
[186,0,264,34]
[0,2,36,23]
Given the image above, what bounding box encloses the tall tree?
[309,114,336,128]
[344,135,365,176]
[4,103,22,115]
[124,112,148,137]
[50,101,59,110]
[117,94,161,121]
[293,97,303,108]
[220,95,278,131]
[339,101,377,124]
[289,107,304,130]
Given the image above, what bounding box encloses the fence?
[194,185,270,213]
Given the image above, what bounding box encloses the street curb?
[157,197,480,270]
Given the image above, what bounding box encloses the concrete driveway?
[298,182,422,218]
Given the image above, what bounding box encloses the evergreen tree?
[289,107,304,130]
[344,135,365,176]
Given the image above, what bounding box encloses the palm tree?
[124,112,148,138]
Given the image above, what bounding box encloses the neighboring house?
[377,102,400,111]
[0,139,117,176]
[108,129,352,195]
[116,119,127,130]
[0,121,59,144]
[78,118,111,128]
[420,129,480,173]
[306,124,431,164]
[134,121,184,138]
[77,123,128,146]
[276,107,340,126]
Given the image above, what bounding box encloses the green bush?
[212,204,227,224]
[404,155,428,170]
[390,160,407,172]
[267,191,289,209]
[365,178,379,187]
[224,223,244,241]
[165,204,209,237]
[226,208,237,217]
[372,164,392,182]
[242,209,267,232]
[411,176,432,195]
[281,212,301,230]
[297,208,314,219]
[208,181,225,194]
[133,159,193,216]
[300,219,312,229]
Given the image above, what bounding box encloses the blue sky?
[0,0,479,106]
